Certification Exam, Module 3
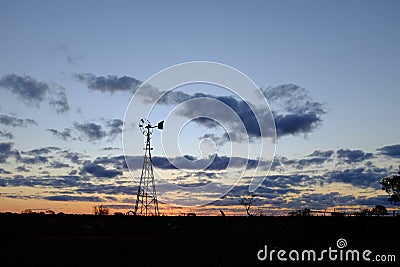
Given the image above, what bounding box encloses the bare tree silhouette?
[239,194,255,216]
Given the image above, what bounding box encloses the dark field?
[1,214,399,266]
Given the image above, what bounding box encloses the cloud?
[105,119,123,139]
[270,150,334,171]
[0,174,82,188]
[155,90,192,105]
[149,84,326,143]
[103,204,135,209]
[24,146,60,155]
[80,162,122,178]
[16,166,30,172]
[325,167,387,189]
[296,150,334,169]
[353,195,391,207]
[296,157,329,168]
[50,161,70,169]
[0,74,69,113]
[16,155,49,165]
[309,150,335,158]
[216,185,388,211]
[175,94,273,142]
[55,44,84,65]
[46,128,72,141]
[75,73,141,93]
[61,151,85,164]
[25,118,38,125]
[285,192,356,210]
[93,155,126,170]
[263,84,326,137]
[48,86,70,114]
[0,74,48,105]
[264,84,325,113]
[76,184,135,195]
[101,147,121,151]
[49,119,122,142]
[0,130,13,139]
[0,144,60,167]
[73,122,106,141]
[0,143,54,166]
[0,142,17,163]
[74,76,325,143]
[0,168,11,174]
[336,148,374,164]
[0,114,38,127]
[274,113,322,137]
[212,178,305,207]
[0,174,133,202]
[69,75,326,144]
[125,154,260,171]
[91,153,260,180]
[44,195,106,202]
[377,144,400,158]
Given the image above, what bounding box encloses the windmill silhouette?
[134,118,164,216]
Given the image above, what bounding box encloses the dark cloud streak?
[46,128,72,141]
[0,114,38,128]
[377,144,400,158]
[0,130,14,139]
[0,74,69,113]
[44,195,106,202]
[0,167,11,174]
[336,148,374,164]
[73,122,106,141]
[80,162,122,178]
[0,142,17,163]
[75,73,141,93]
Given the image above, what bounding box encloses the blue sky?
[0,0,400,215]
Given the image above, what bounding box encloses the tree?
[239,194,255,216]
[93,205,109,215]
[21,209,33,214]
[288,208,311,217]
[356,205,388,216]
[354,208,372,216]
[380,168,400,205]
[371,205,388,216]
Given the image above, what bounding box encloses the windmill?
[134,118,164,216]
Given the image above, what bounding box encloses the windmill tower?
[134,119,164,216]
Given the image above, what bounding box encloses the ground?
[1,214,399,266]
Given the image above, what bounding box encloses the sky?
[0,0,400,215]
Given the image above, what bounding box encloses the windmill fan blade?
[139,118,146,128]
[157,121,164,130]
